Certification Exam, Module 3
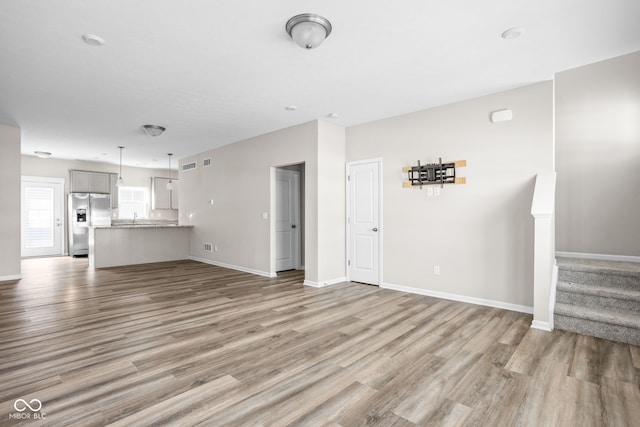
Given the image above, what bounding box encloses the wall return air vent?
[203,243,213,252]
[203,158,212,167]
[182,161,197,171]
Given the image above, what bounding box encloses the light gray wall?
[346,82,554,308]
[181,121,320,279]
[180,120,346,283]
[556,51,640,256]
[0,124,21,279]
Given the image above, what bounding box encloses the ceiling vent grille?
[203,158,212,167]
[182,161,197,171]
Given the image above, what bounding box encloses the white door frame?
[270,165,304,277]
[21,176,66,257]
[346,158,383,285]
[275,168,301,272]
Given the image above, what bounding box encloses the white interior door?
[21,177,64,257]
[348,161,380,285]
[275,169,300,272]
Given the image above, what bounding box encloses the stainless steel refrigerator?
[68,193,111,256]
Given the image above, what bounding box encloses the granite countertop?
[94,224,193,229]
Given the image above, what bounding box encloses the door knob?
[372,227,378,232]
[291,224,296,229]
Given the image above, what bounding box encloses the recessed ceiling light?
[285,105,298,111]
[34,151,51,158]
[82,34,105,46]
[501,27,524,40]
[327,113,339,119]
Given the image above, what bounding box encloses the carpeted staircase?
[554,257,640,346]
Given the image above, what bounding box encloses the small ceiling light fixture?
[501,27,524,40]
[327,112,339,119]
[286,13,332,50]
[166,153,174,190]
[117,146,125,187]
[285,105,298,111]
[82,34,105,46]
[142,124,166,137]
[34,151,51,158]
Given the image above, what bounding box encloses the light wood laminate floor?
[1,257,639,426]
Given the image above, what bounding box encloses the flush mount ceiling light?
[82,34,105,46]
[117,146,125,187]
[34,151,51,158]
[142,124,166,137]
[286,13,332,50]
[501,27,524,40]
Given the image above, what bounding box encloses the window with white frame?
[118,186,149,219]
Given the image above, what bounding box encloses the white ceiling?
[1,1,639,168]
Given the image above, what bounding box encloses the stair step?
[557,257,640,291]
[557,257,640,276]
[557,280,640,300]
[554,310,640,346]
[556,281,640,315]
[554,302,640,345]
[555,302,640,329]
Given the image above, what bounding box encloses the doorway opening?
[274,163,305,274]
[21,176,65,258]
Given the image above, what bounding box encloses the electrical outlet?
[262,211,268,220]
[434,187,441,196]
[427,187,434,197]
[433,265,440,275]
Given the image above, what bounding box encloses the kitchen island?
[89,224,193,268]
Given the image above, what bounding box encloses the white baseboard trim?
[381,282,533,314]
[530,320,552,332]
[556,251,640,263]
[0,274,22,282]
[189,256,276,278]
[303,277,347,288]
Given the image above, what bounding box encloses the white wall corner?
[530,320,553,332]
[548,261,558,330]
[304,277,346,288]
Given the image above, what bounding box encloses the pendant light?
[166,153,173,190]
[116,146,125,187]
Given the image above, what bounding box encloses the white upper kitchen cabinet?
[70,170,111,193]
[152,177,178,210]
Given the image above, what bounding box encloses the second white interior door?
[347,160,380,285]
[275,169,300,272]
